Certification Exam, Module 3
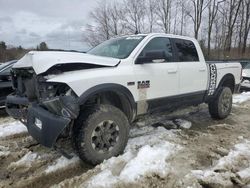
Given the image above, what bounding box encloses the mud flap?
[27,105,71,148]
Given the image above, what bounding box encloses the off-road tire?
[209,87,232,119]
[73,104,129,165]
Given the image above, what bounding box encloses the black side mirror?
[136,50,166,64]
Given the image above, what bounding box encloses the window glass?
[87,36,145,59]
[139,37,173,63]
[242,63,250,69]
[174,39,199,62]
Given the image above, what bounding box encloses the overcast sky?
[0,0,99,51]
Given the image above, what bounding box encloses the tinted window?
[139,37,173,63]
[174,39,199,62]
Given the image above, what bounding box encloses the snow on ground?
[45,155,80,174]
[0,121,27,138]
[192,140,250,186]
[174,119,192,129]
[8,151,40,170]
[0,145,10,158]
[233,92,250,104]
[85,127,182,188]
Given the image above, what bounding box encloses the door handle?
[168,69,177,74]
[199,68,206,72]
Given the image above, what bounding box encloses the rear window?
[174,39,199,62]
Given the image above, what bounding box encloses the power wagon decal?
[208,64,217,96]
[137,80,150,89]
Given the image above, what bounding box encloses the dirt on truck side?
[1,93,250,188]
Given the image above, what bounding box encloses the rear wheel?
[73,104,129,165]
[208,87,232,119]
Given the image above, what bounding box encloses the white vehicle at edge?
[6,33,242,165]
[241,63,250,91]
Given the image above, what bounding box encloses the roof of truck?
[117,33,197,42]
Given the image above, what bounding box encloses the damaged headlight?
[38,82,70,99]
[38,82,79,119]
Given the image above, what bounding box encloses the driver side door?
[133,37,179,114]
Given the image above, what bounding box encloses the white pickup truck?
[6,33,242,164]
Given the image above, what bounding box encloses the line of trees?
[0,42,49,63]
[84,0,250,60]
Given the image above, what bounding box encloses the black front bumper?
[6,95,71,148]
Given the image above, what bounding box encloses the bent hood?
[13,51,120,74]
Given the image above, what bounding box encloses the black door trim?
[143,90,206,114]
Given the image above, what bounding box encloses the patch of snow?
[0,145,10,158]
[129,125,156,138]
[175,119,192,129]
[127,127,179,150]
[85,127,182,188]
[191,140,250,186]
[241,79,250,88]
[237,167,250,183]
[119,143,178,181]
[8,151,39,169]
[0,121,27,139]
[233,92,250,104]
[214,140,250,171]
[45,155,80,174]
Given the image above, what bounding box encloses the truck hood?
[13,51,120,74]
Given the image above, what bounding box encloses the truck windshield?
[244,63,250,69]
[87,36,145,59]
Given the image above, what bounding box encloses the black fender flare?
[216,73,235,93]
[205,73,235,103]
[78,83,136,119]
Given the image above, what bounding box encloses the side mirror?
[135,50,166,64]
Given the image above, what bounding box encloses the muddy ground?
[0,99,250,188]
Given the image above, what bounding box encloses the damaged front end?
[6,68,79,148]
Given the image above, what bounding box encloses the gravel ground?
[0,93,250,188]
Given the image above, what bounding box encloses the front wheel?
[208,87,232,119]
[73,104,130,165]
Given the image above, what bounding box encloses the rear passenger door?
[173,38,207,95]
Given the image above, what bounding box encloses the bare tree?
[223,0,242,52]
[84,24,105,47]
[242,0,250,54]
[83,0,250,59]
[146,0,157,32]
[186,0,208,39]
[89,1,111,40]
[107,3,123,36]
[84,1,124,47]
[207,0,224,56]
[122,0,146,34]
[180,0,186,35]
[156,0,172,33]
[237,1,245,53]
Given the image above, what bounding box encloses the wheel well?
[219,74,235,93]
[82,91,135,122]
